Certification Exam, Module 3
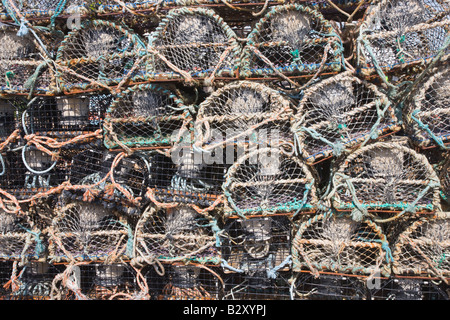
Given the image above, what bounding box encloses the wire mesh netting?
[223,147,318,218]
[48,200,133,263]
[240,4,343,81]
[55,20,146,93]
[404,64,450,149]
[146,7,240,82]
[392,214,450,281]
[329,141,441,222]
[103,84,191,150]
[194,81,294,153]
[292,213,391,277]
[134,205,220,265]
[1,0,87,21]
[292,72,400,164]
[357,0,450,76]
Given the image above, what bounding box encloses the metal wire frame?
[403,63,450,149]
[356,0,450,78]
[55,19,147,94]
[194,80,294,154]
[222,146,318,218]
[292,71,401,165]
[0,98,22,142]
[239,4,344,82]
[133,204,221,265]
[291,270,370,300]
[222,268,291,300]
[391,213,450,284]
[292,213,392,278]
[366,275,449,300]
[0,25,57,95]
[48,200,134,263]
[146,7,241,83]
[219,215,292,277]
[103,83,192,151]
[328,141,442,222]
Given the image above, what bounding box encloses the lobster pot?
[1,0,87,20]
[357,0,450,77]
[49,201,133,263]
[134,205,220,264]
[147,7,240,81]
[222,269,291,300]
[404,65,450,149]
[0,99,18,141]
[293,72,400,165]
[293,271,368,300]
[392,214,450,281]
[195,81,293,152]
[331,141,441,221]
[367,277,449,300]
[145,147,228,208]
[223,147,318,218]
[55,20,146,93]
[0,27,55,94]
[8,262,65,300]
[146,263,223,300]
[220,216,291,276]
[240,4,343,80]
[0,261,13,298]
[104,84,191,150]
[292,214,391,277]
[23,94,112,139]
[68,147,149,212]
[0,145,74,199]
[0,209,45,261]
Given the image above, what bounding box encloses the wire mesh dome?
[48,200,133,263]
[292,72,400,165]
[22,93,111,139]
[292,213,391,277]
[240,4,343,80]
[330,141,441,222]
[134,205,220,265]
[404,65,450,149]
[145,147,228,208]
[194,81,294,153]
[392,214,450,281]
[357,0,450,76]
[220,215,291,276]
[0,26,55,95]
[146,7,241,81]
[0,208,45,261]
[223,147,318,218]
[1,0,87,20]
[55,20,146,93]
[103,84,191,150]
[68,146,149,210]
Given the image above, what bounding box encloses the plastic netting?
[292,214,391,277]
[1,0,86,21]
[329,141,441,222]
[48,200,133,263]
[194,81,293,153]
[392,214,450,281]
[55,20,146,93]
[223,147,317,218]
[292,72,400,164]
[103,84,191,150]
[146,7,240,82]
[357,0,450,76]
[134,205,220,265]
[240,4,343,81]
[404,64,450,149]
[220,215,291,276]
[0,26,54,95]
